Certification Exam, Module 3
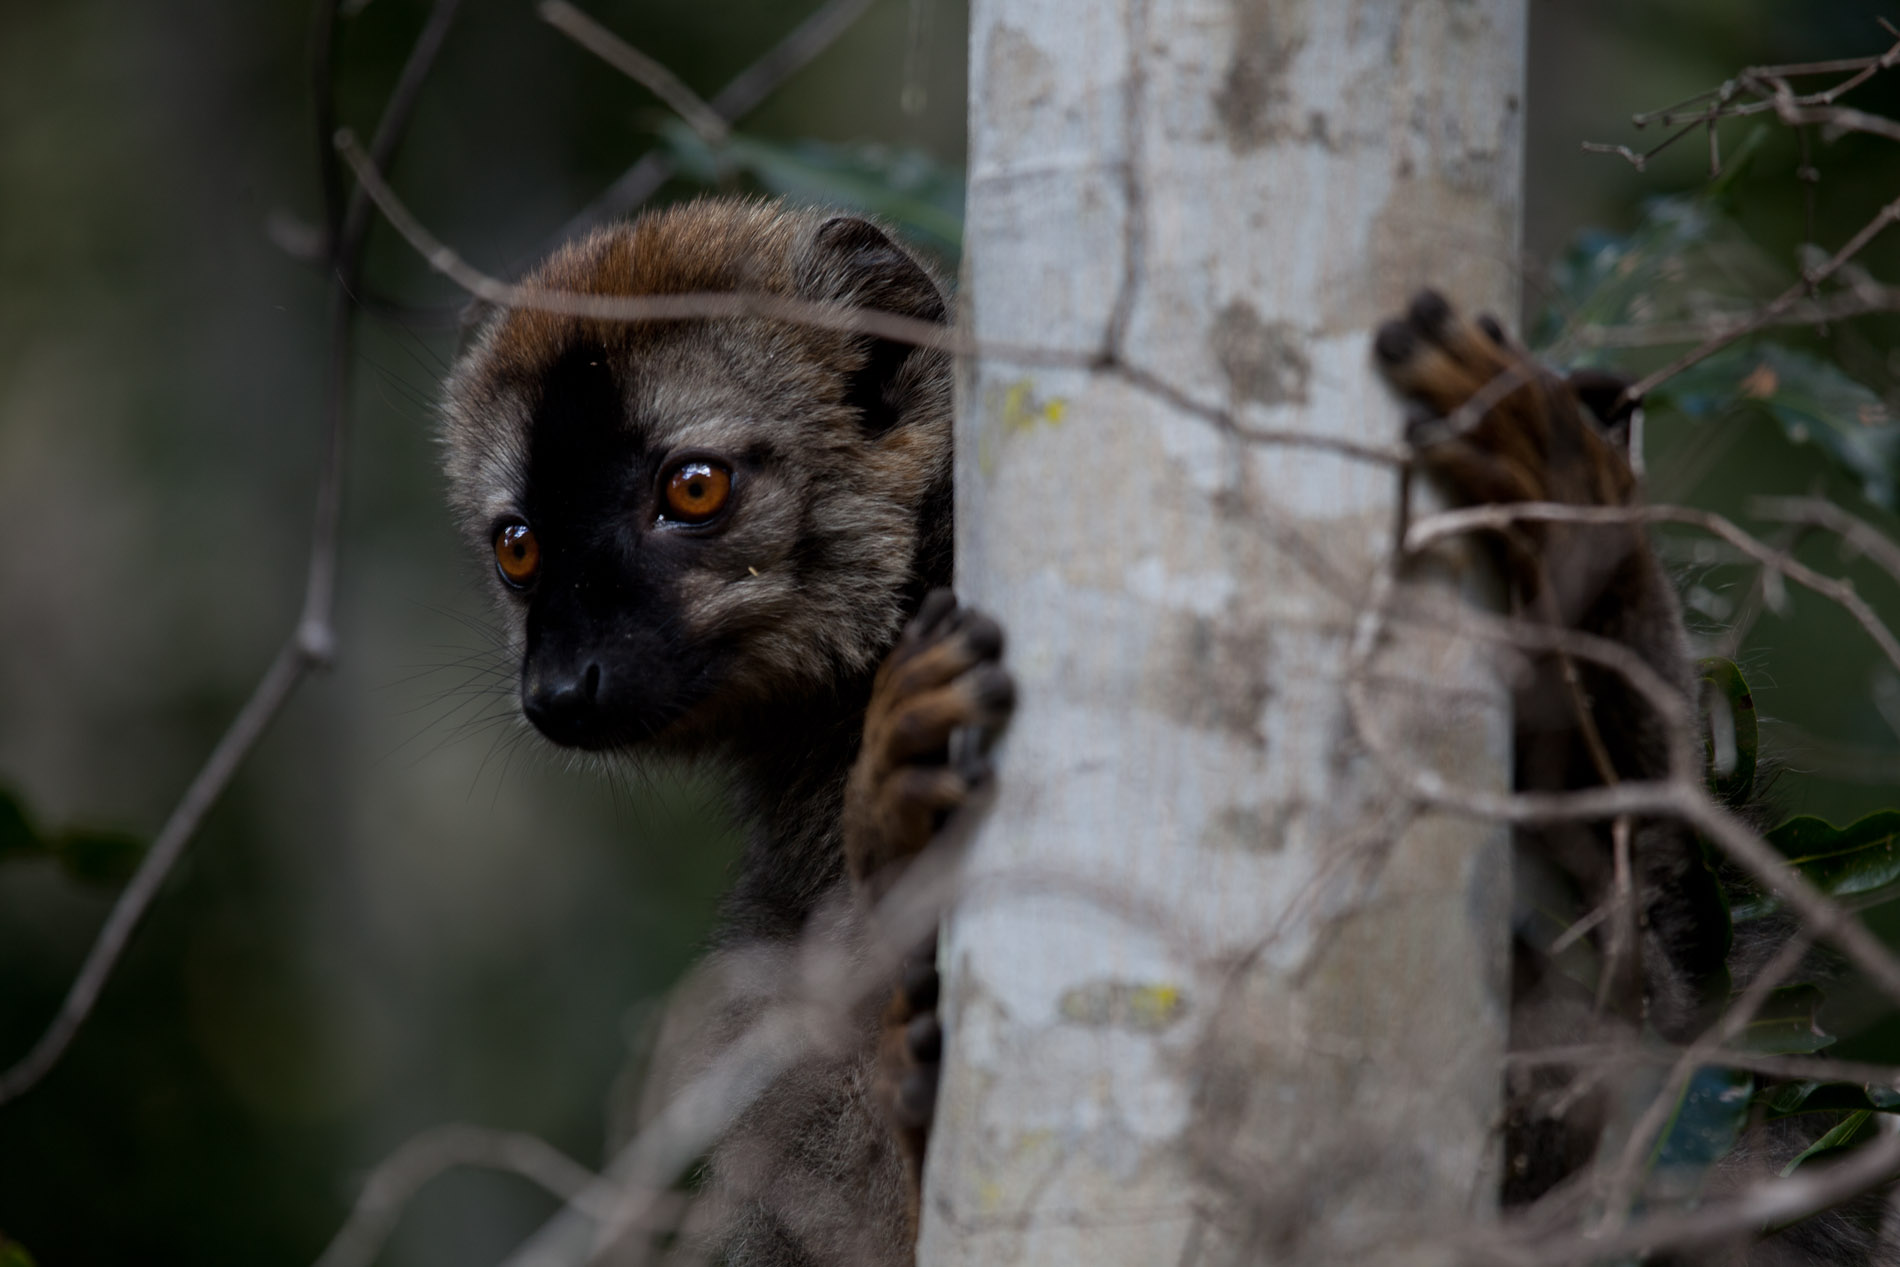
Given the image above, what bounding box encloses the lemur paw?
[844,589,1012,1215]
[1372,289,1638,511]
[843,589,1014,897]
[876,946,942,1209]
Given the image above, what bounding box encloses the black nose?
[523,662,603,744]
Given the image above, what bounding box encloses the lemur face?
[439,200,953,752]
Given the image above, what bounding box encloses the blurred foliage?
[1651,1065,1754,1178]
[2,0,1900,1264]
[1537,186,1900,510]
[0,785,145,888]
[657,120,965,261]
[1733,811,1900,921]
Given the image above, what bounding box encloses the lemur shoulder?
[441,197,1895,1265]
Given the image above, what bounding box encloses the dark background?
[1,2,1897,1262]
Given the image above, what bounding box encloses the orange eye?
[662,460,732,524]
[493,521,540,588]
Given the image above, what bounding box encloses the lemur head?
[441,199,952,753]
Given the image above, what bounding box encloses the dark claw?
[1476,313,1506,345]
[954,752,994,789]
[905,1013,942,1065]
[896,1065,938,1124]
[957,611,1004,660]
[1407,288,1452,335]
[971,663,1016,714]
[902,956,939,1011]
[909,589,958,641]
[1403,403,1448,450]
[1374,319,1415,366]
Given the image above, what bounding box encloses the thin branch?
[538,1,729,146]
[1509,1043,1900,1091]
[1623,194,1900,402]
[1407,500,1900,675]
[1500,1125,1900,1265]
[1568,281,1900,349]
[0,0,467,1109]
[0,643,310,1104]
[538,0,877,255]
[336,130,1411,471]
[1343,556,1900,1012]
[1751,495,1900,593]
[313,1125,605,1267]
[307,0,466,653]
[491,828,973,1267]
[1594,931,1817,1236]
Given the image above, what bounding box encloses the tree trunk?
[922,2,1526,1263]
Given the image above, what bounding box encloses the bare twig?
[539,1,729,146]
[1751,495,1900,593]
[336,129,1412,472]
[490,828,973,1267]
[0,0,467,1110]
[1623,194,1900,402]
[0,643,309,1103]
[1407,500,1900,675]
[314,1125,605,1267]
[1495,1124,1900,1265]
[1344,544,1900,1011]
[1509,1043,1900,1092]
[1591,33,1900,164]
[538,0,877,256]
[1593,931,1816,1236]
[1568,281,1900,349]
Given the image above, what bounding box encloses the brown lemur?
[443,199,1889,1264]
[441,198,1009,1264]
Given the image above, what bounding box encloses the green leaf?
[1755,1080,1900,1119]
[51,828,147,887]
[1757,1079,1824,1116]
[1781,1109,1876,1177]
[657,121,965,259]
[1733,810,1900,922]
[1536,191,1900,508]
[0,786,38,858]
[1733,985,1836,1055]
[0,782,145,888]
[1652,1064,1755,1175]
[1651,343,1900,511]
[1697,657,1758,805]
[0,1238,38,1267]
[1534,194,1786,355]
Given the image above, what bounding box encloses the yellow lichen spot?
[978,378,1068,477]
[1014,1127,1057,1159]
[1127,984,1182,1030]
[994,378,1069,435]
[1058,980,1189,1032]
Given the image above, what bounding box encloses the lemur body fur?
[442,198,1893,1265]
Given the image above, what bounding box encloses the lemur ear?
[799,216,948,434]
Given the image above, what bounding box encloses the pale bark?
[923,2,1526,1263]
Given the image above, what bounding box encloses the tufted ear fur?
[798,216,948,434]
